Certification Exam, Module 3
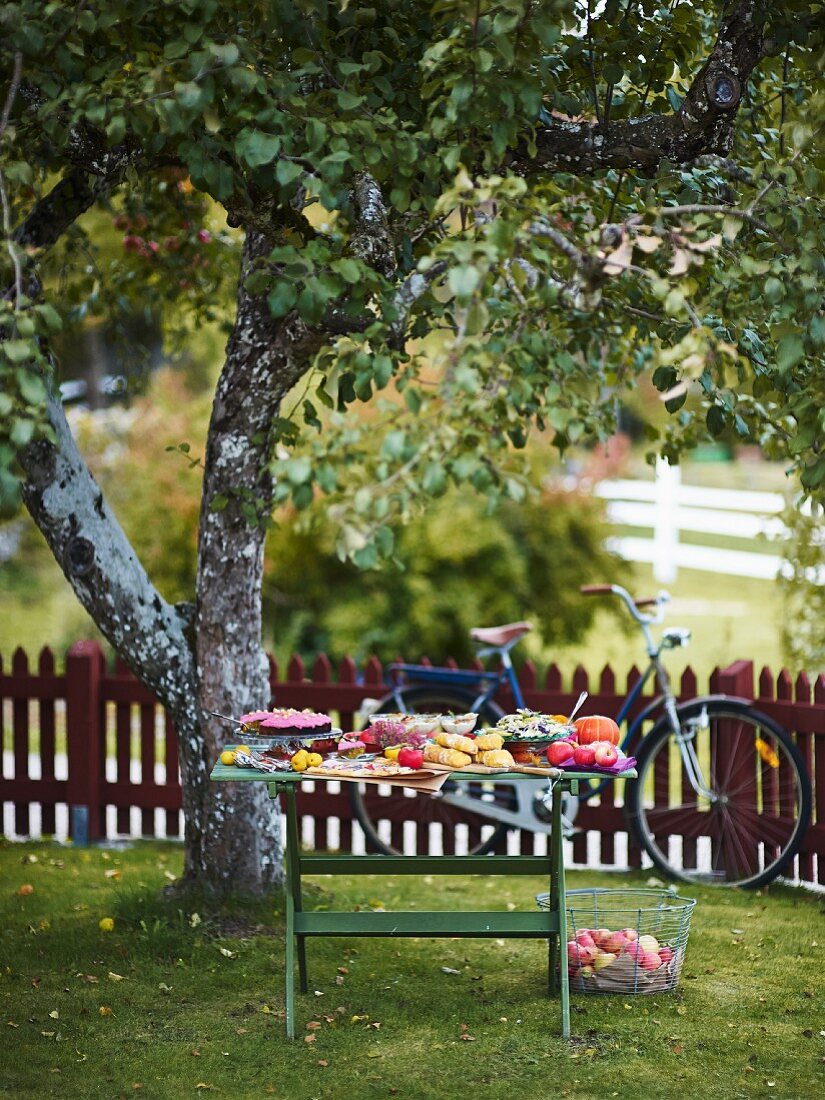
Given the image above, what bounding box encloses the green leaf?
[706,406,727,437]
[235,129,281,168]
[284,456,312,485]
[16,369,46,406]
[276,160,303,187]
[267,283,298,318]
[3,340,34,364]
[448,265,481,299]
[422,463,446,495]
[776,334,805,372]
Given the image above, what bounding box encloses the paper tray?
[306,766,449,792]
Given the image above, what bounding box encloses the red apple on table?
[593,742,620,768]
[573,744,596,767]
[397,747,424,769]
[547,740,576,766]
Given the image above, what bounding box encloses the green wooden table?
[210,758,635,1039]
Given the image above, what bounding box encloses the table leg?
[550,778,571,1040]
[280,784,308,1038]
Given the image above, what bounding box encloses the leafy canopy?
[1,1,823,555]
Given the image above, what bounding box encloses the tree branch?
[349,170,396,278]
[19,390,196,712]
[512,1,768,177]
[12,167,123,253]
[636,202,787,248]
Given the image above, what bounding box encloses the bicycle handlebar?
[580,583,670,625]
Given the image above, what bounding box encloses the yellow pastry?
[476,733,504,751]
[424,745,473,768]
[434,732,478,755]
[479,749,514,768]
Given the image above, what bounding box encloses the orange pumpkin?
[574,715,621,746]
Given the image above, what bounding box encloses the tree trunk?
[186,228,318,892]
[20,228,318,895]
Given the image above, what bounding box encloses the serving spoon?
[567,690,588,724]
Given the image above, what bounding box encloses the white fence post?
[653,458,681,583]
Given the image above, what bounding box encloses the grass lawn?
[1,839,823,1099]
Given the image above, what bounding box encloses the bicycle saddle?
[470,621,533,646]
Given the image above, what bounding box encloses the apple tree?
[1,1,823,892]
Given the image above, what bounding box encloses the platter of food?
[215,705,636,783]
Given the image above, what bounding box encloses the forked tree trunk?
[20,228,318,894]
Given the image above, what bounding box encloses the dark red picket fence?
[1,642,823,885]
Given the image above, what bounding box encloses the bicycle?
[350,584,812,888]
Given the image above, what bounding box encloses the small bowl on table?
[401,714,441,736]
[441,713,478,737]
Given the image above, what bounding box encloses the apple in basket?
[567,941,598,967]
[639,951,663,971]
[603,929,628,953]
[593,952,617,971]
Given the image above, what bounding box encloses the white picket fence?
[596,461,788,582]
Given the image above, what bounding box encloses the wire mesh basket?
[537,887,695,995]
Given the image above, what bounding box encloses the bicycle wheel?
[626,699,812,888]
[350,685,515,856]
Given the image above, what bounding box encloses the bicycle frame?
[387,639,528,713]
[378,586,716,834]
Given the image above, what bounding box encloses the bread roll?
[424,744,473,768]
[479,749,514,768]
[476,732,504,751]
[435,731,478,755]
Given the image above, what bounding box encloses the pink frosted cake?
[240,708,332,737]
